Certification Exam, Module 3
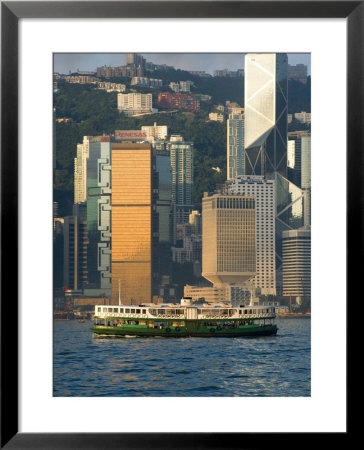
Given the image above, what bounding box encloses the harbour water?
[53,318,310,397]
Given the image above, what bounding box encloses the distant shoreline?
[276,313,311,319]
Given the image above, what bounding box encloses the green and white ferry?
[92,297,278,338]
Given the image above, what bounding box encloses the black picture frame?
[1,1,356,448]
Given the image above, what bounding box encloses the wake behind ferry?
[92,297,278,338]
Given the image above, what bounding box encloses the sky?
[53,53,311,76]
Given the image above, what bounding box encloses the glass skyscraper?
[168,138,194,225]
[244,54,307,290]
[86,138,111,293]
[155,148,173,286]
[244,53,288,179]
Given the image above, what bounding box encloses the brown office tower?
[111,143,153,304]
[202,193,256,287]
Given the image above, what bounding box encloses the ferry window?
[136,309,141,314]
[97,307,101,312]
[108,308,113,312]
[142,309,146,314]
[158,309,165,315]
[131,309,135,314]
[103,307,107,313]
[119,308,124,313]
[176,309,184,315]
[244,310,247,314]
[125,309,130,313]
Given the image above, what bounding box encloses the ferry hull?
[92,324,278,338]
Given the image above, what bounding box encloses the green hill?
[54,75,310,215]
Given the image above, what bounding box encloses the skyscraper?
[63,216,88,291]
[111,143,154,304]
[202,192,256,286]
[244,53,306,288]
[226,176,276,295]
[244,53,288,179]
[168,137,194,225]
[287,131,311,189]
[227,108,245,180]
[287,131,311,227]
[74,136,90,204]
[86,137,111,293]
[282,228,311,303]
[155,148,173,284]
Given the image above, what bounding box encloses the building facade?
[226,176,276,295]
[209,112,224,122]
[157,92,200,111]
[287,132,311,227]
[227,109,245,180]
[167,138,194,225]
[294,111,311,124]
[111,143,155,304]
[244,53,306,290]
[86,137,112,293]
[155,148,173,283]
[131,77,162,88]
[141,123,168,141]
[244,53,288,179]
[184,284,250,304]
[202,193,256,286]
[282,228,311,303]
[287,64,308,84]
[74,136,90,204]
[63,216,88,291]
[117,93,153,116]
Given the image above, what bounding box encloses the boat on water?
[92,297,278,338]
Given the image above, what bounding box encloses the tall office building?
[168,137,194,225]
[244,54,306,287]
[287,132,311,226]
[287,131,311,188]
[226,176,276,295]
[86,137,111,293]
[111,143,155,304]
[74,136,112,294]
[63,216,88,291]
[155,148,173,282]
[74,136,90,204]
[282,228,311,303]
[202,193,256,286]
[227,109,245,180]
[244,53,288,179]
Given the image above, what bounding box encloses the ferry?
[92,298,278,338]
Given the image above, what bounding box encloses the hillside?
[54,74,310,215]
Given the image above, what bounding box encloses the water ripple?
[53,318,310,397]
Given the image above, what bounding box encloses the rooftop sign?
[115,130,148,140]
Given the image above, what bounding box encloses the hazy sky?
[54,53,311,75]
